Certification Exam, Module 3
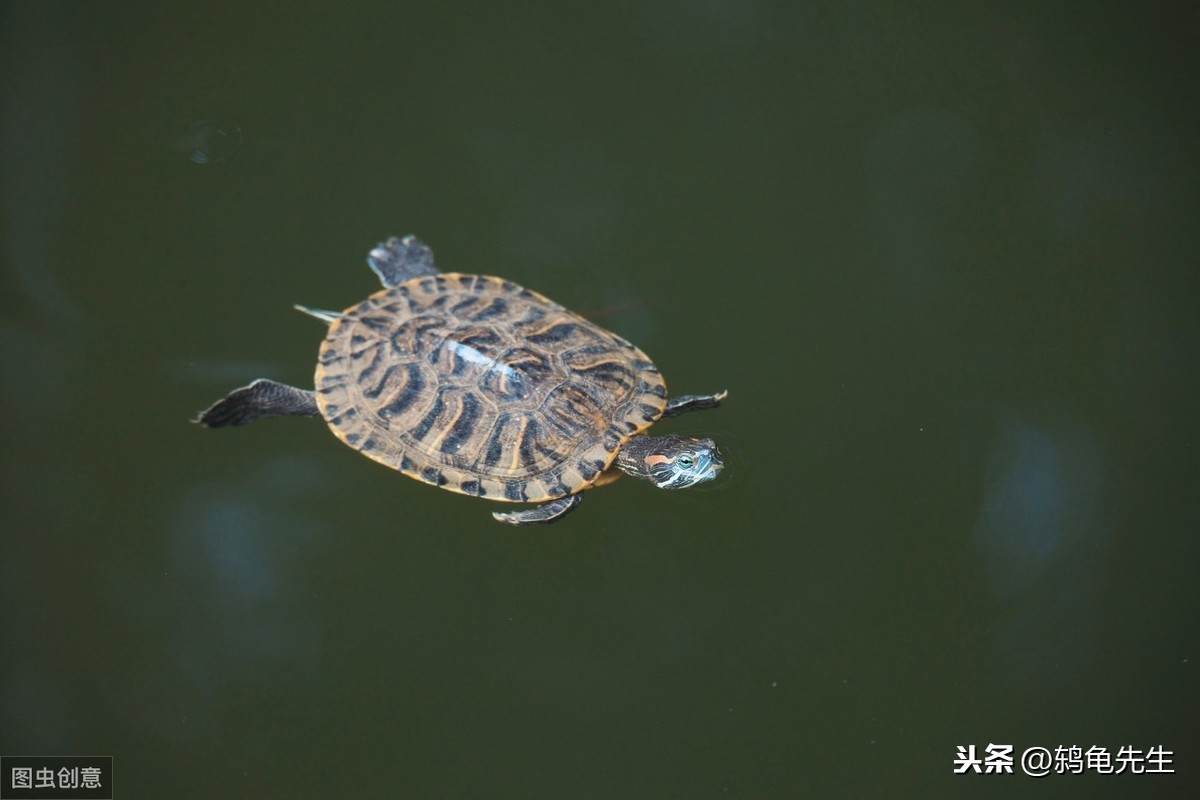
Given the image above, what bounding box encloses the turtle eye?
[677,454,696,470]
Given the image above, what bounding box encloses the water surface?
[3,2,1197,797]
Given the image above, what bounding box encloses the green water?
[3,2,1197,797]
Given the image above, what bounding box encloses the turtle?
[195,235,727,525]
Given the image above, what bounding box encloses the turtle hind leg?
[662,390,728,419]
[492,493,584,526]
[194,379,320,428]
[368,235,439,288]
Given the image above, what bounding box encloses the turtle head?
[615,434,724,489]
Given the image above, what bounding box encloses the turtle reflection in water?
[195,236,727,525]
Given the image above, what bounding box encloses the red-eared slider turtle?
[196,236,726,525]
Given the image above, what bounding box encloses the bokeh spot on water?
[971,412,1115,689]
[174,120,243,165]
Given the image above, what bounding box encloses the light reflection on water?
[173,120,244,166]
[103,457,331,745]
[972,413,1114,689]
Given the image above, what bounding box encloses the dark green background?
[3,2,1197,797]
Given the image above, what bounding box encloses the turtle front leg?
[194,379,320,427]
[662,390,728,419]
[492,493,584,526]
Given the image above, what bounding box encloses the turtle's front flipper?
[194,379,320,428]
[368,235,440,288]
[492,493,584,526]
[662,390,728,419]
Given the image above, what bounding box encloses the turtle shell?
[314,273,668,503]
